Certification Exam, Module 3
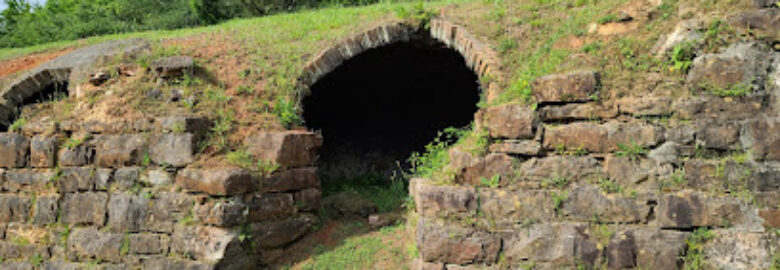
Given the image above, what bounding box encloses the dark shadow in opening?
[1,81,69,132]
[302,33,480,183]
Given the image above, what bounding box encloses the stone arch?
[299,19,502,181]
[0,39,149,130]
[299,19,504,100]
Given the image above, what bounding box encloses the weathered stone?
[616,96,672,116]
[0,194,31,222]
[743,116,780,161]
[152,56,194,79]
[195,199,246,226]
[94,134,147,167]
[477,189,554,228]
[674,95,766,121]
[322,191,377,217]
[446,147,477,175]
[293,188,321,212]
[3,169,55,191]
[503,222,600,266]
[172,225,246,263]
[67,227,123,263]
[32,194,58,225]
[519,156,601,182]
[655,190,763,230]
[245,131,323,168]
[604,156,671,190]
[605,230,637,269]
[145,169,173,186]
[695,119,741,150]
[483,104,537,139]
[417,218,502,265]
[58,167,111,192]
[114,167,140,190]
[562,184,650,223]
[368,212,402,228]
[413,179,476,218]
[728,9,779,40]
[687,42,769,92]
[633,229,688,269]
[160,116,211,140]
[262,167,319,192]
[107,192,148,233]
[752,0,777,7]
[538,103,617,121]
[759,209,780,228]
[703,230,773,269]
[143,192,194,233]
[488,140,541,156]
[652,19,703,56]
[248,193,295,222]
[532,71,599,103]
[0,241,49,260]
[543,122,607,152]
[455,153,516,186]
[60,192,108,225]
[603,121,665,151]
[0,133,28,168]
[150,133,194,167]
[58,144,93,167]
[0,262,33,270]
[665,123,695,144]
[142,257,213,270]
[176,167,253,195]
[129,233,170,255]
[251,214,317,249]
[30,135,57,168]
[648,141,683,164]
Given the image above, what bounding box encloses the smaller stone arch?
[299,19,504,101]
[0,39,150,130]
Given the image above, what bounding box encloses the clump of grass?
[668,42,695,74]
[63,134,92,149]
[683,227,713,270]
[324,172,408,213]
[616,139,646,162]
[9,118,26,133]
[226,150,279,176]
[701,82,752,97]
[542,175,569,189]
[597,178,623,194]
[479,175,501,188]
[597,14,618,24]
[551,191,569,216]
[408,126,468,179]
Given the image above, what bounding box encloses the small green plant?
[120,234,130,255]
[63,134,92,149]
[479,175,501,188]
[597,178,623,194]
[237,85,253,95]
[498,36,517,54]
[702,82,752,97]
[226,150,279,177]
[29,253,44,267]
[9,118,26,133]
[581,42,602,54]
[273,97,301,129]
[141,151,152,167]
[683,227,714,270]
[616,139,646,162]
[551,191,569,216]
[597,14,618,24]
[591,222,613,247]
[394,2,436,29]
[668,42,694,73]
[542,175,569,189]
[408,127,467,178]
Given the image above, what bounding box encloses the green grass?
[701,82,752,97]
[300,223,412,270]
[615,139,646,162]
[683,227,714,270]
[324,173,409,213]
[8,118,26,133]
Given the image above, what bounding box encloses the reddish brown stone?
[532,71,599,103]
[455,153,516,186]
[245,131,323,168]
[483,104,537,139]
[759,209,780,228]
[262,167,319,192]
[176,167,254,195]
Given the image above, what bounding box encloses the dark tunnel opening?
[302,34,480,184]
[1,80,68,132]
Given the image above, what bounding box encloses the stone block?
[502,222,599,267]
[60,192,108,225]
[171,225,245,263]
[129,233,170,255]
[562,185,650,223]
[0,241,49,260]
[32,194,58,225]
[518,156,601,182]
[144,169,173,186]
[543,121,663,153]
[94,134,147,167]
[455,153,516,186]
[0,194,31,222]
[248,193,295,222]
[293,188,321,212]
[107,192,149,233]
[152,56,194,79]
[114,167,140,190]
[0,133,28,168]
[30,135,57,168]
[194,199,246,227]
[262,167,319,192]
[694,119,741,150]
[67,227,123,263]
[633,229,688,269]
[687,42,769,91]
[532,70,599,103]
[58,144,93,167]
[3,169,55,192]
[703,230,773,269]
[655,190,763,230]
[743,116,779,161]
[176,167,253,195]
[245,131,323,168]
[143,192,194,233]
[483,104,537,139]
[417,218,502,265]
[58,167,111,192]
[150,133,194,167]
[251,214,316,249]
[488,140,541,156]
[538,103,617,121]
[161,116,211,139]
[616,96,672,116]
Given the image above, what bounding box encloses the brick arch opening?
[300,20,500,182]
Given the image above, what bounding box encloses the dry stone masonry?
[411,37,780,269]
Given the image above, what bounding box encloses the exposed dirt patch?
[0,48,74,78]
